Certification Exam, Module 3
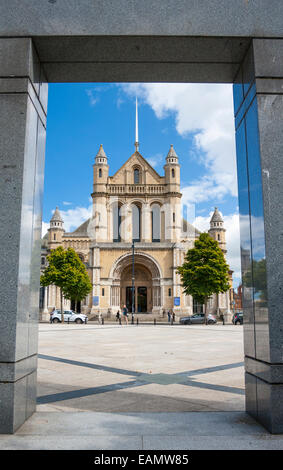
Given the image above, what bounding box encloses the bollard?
[85,317,87,324]
[119,318,121,325]
[131,316,134,325]
[171,318,173,325]
[154,318,156,325]
[68,317,70,324]
[102,318,104,325]
[136,318,139,325]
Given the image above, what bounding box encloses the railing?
[108,184,165,194]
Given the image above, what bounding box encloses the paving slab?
[2,324,282,449]
[36,323,246,413]
[0,411,283,450]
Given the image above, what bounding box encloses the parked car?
[232,312,243,325]
[179,313,217,325]
[50,309,88,324]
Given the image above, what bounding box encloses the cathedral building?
[40,104,233,321]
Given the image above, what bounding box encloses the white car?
[51,309,88,324]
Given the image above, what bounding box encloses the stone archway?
[110,252,162,314]
[120,263,152,313]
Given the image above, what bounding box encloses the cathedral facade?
[41,128,233,320]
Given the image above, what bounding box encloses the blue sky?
[43,83,241,286]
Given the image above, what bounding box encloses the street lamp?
[131,241,135,323]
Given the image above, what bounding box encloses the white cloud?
[60,205,92,232]
[43,204,92,235]
[86,89,99,106]
[147,152,163,169]
[121,83,237,205]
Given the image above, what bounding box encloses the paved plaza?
[1,322,283,450]
[36,322,245,413]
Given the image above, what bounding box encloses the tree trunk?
[204,297,208,325]
[60,289,64,323]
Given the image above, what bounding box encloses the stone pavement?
[1,411,283,450]
[0,323,282,449]
[36,323,246,413]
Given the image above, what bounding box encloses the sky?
[43,83,241,287]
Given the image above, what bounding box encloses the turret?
[91,145,109,242]
[208,207,227,254]
[164,145,181,242]
[93,144,109,193]
[48,207,65,248]
[164,145,180,193]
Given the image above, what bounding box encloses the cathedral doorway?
[110,252,162,314]
[121,264,152,313]
[125,286,147,313]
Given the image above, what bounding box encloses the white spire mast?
[135,97,139,151]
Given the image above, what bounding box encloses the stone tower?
[164,144,181,242]
[48,206,65,249]
[91,144,109,242]
[208,207,227,254]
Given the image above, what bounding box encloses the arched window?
[113,203,121,242]
[134,168,140,184]
[132,204,141,241]
[172,168,175,178]
[151,204,161,242]
[99,168,102,178]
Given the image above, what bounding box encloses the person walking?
[167,310,171,323]
[122,305,128,325]
[50,307,55,323]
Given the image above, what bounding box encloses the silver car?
[179,313,217,325]
[51,309,88,324]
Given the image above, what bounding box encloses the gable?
[110,151,163,185]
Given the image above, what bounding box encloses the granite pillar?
[0,38,48,433]
[233,39,283,433]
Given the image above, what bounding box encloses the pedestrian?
[116,310,120,322]
[122,304,128,325]
[172,312,175,322]
[98,312,102,324]
[50,307,55,323]
[167,310,171,323]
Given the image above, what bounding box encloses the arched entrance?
[121,264,152,313]
[110,252,162,314]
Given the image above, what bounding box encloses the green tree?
[40,246,92,322]
[177,232,230,323]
